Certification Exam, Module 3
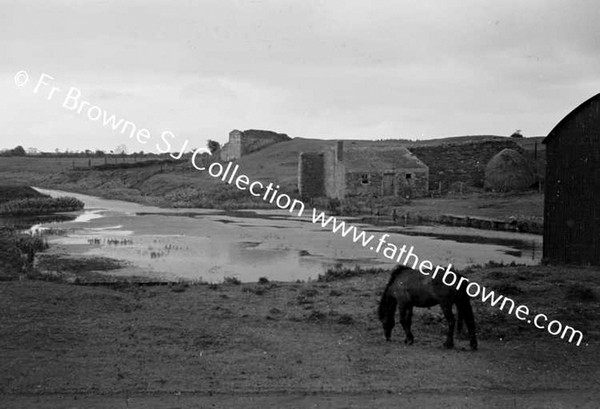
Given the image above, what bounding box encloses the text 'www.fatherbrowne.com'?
[183,155,585,347]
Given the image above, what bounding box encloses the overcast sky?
[2,0,599,153]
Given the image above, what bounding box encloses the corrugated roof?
[341,146,427,172]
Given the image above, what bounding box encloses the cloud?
[89,89,134,100]
[1,0,599,150]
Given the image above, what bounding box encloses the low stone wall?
[358,212,543,234]
[436,214,543,234]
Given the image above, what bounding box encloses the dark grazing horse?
[378,265,477,350]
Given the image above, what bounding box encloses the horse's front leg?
[441,303,455,349]
[399,305,414,345]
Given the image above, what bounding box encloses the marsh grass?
[317,264,386,282]
[36,254,125,273]
[0,196,84,216]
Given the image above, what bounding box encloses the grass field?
[1,264,598,408]
[0,155,161,172]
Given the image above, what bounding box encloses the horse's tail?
[378,266,407,321]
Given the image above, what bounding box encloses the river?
[29,188,542,282]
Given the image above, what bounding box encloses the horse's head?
[378,294,396,341]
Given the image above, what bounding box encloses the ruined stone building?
[220,129,291,161]
[298,141,429,199]
[543,93,600,265]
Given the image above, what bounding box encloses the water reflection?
[29,188,543,282]
[388,228,540,262]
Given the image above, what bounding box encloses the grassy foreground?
[1,264,599,408]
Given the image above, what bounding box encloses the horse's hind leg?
[441,302,455,349]
[399,305,414,345]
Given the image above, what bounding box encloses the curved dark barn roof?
[543,92,600,144]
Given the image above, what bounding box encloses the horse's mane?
[378,265,411,321]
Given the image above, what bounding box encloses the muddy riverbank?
[28,188,543,283]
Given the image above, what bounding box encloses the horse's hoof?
[470,342,478,351]
[443,342,454,349]
[385,337,391,342]
[404,338,414,345]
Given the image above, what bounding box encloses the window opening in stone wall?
[361,174,370,184]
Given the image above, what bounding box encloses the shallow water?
[30,188,542,282]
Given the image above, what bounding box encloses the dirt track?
[1,269,599,408]
[5,390,600,409]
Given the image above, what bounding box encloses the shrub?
[296,288,319,304]
[0,228,49,279]
[16,234,49,259]
[0,229,25,279]
[223,276,241,285]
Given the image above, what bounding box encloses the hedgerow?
[0,196,84,216]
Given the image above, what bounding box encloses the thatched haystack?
[484,148,535,192]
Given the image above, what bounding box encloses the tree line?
[1,140,222,158]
